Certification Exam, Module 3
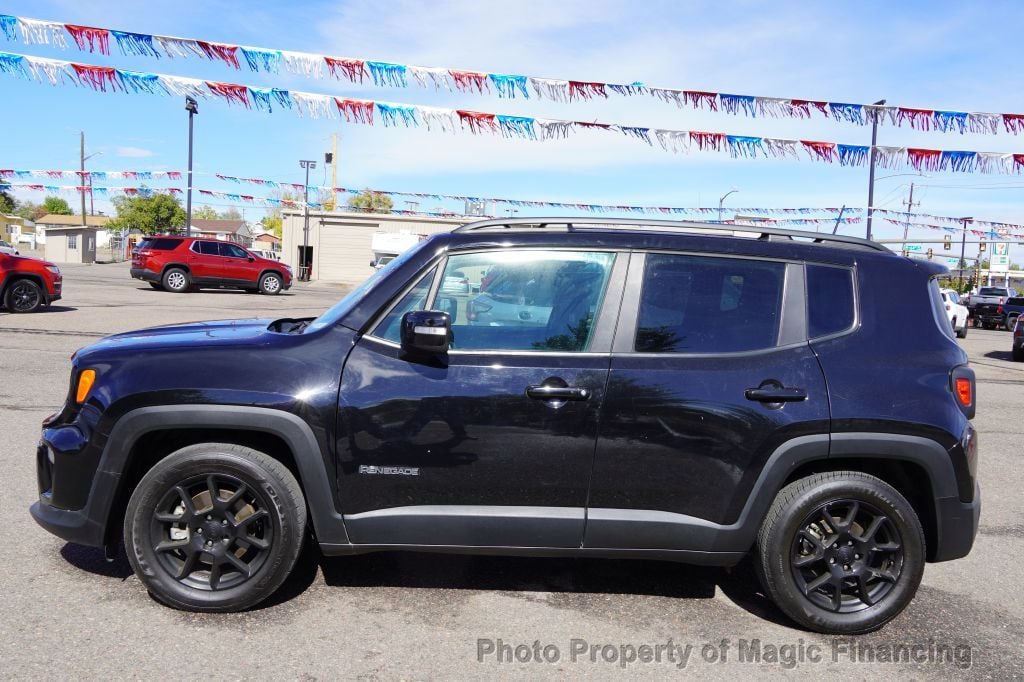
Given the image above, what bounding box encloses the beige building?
[43,225,99,263]
[281,211,470,283]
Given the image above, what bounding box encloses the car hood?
[77,318,276,358]
[1,253,57,268]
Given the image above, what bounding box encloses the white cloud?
[117,146,155,158]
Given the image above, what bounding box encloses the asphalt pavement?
[1,261,1022,679]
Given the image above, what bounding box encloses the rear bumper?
[931,483,981,562]
[130,268,160,283]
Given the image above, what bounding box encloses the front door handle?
[745,387,807,402]
[526,385,590,401]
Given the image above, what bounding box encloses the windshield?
[306,238,433,333]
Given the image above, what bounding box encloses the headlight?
[46,265,60,275]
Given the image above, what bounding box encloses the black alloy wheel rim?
[790,499,904,613]
[11,282,40,311]
[149,473,274,591]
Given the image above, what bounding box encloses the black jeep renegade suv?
[31,218,979,634]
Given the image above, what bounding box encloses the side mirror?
[248,256,255,262]
[400,310,451,354]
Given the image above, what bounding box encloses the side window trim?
[613,250,799,357]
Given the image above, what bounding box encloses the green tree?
[107,193,186,235]
[346,189,393,214]
[0,187,14,214]
[42,195,73,215]
[192,205,218,220]
[220,206,242,220]
[14,200,46,221]
[259,189,297,239]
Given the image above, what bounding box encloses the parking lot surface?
[1,261,1022,678]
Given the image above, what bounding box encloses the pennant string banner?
[4,13,1024,136]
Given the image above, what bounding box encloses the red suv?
[0,253,62,313]
[131,236,292,294]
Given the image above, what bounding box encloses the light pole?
[184,97,198,236]
[864,98,887,241]
[718,189,738,223]
[958,217,973,290]
[299,159,317,281]
[81,148,102,218]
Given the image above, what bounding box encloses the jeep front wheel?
[124,443,306,612]
[755,471,924,634]
[4,279,44,313]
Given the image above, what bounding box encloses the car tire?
[258,272,283,295]
[756,471,924,635]
[148,282,164,291]
[956,323,967,339]
[3,278,44,313]
[1013,347,1024,362]
[1006,315,1019,332]
[162,268,190,294]
[124,443,306,612]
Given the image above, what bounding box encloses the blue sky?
[2,0,1024,258]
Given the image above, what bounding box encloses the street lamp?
[718,189,738,223]
[81,147,102,218]
[958,217,973,290]
[864,98,887,241]
[184,97,198,237]
[299,159,317,281]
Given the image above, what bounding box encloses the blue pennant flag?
[935,111,968,134]
[0,51,28,79]
[620,126,652,145]
[828,103,865,125]
[941,150,977,173]
[117,70,165,95]
[111,30,161,58]
[497,115,536,139]
[367,62,408,88]
[0,15,17,40]
[241,47,281,73]
[608,82,646,96]
[726,135,763,158]
[489,74,529,99]
[720,94,757,117]
[837,144,870,167]
[376,103,418,127]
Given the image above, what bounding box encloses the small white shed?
[44,225,99,264]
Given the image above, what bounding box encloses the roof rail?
[452,216,888,252]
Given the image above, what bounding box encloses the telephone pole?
[901,182,919,244]
[865,98,887,240]
[79,131,87,224]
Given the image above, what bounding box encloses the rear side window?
[635,254,785,353]
[1007,297,1024,306]
[139,238,182,251]
[195,241,220,256]
[806,265,856,338]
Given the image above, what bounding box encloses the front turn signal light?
[955,377,972,407]
[76,369,96,404]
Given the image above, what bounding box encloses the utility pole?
[865,98,887,240]
[958,217,973,290]
[718,189,738,223]
[299,159,317,280]
[331,134,338,209]
[831,205,847,234]
[79,131,87,224]
[901,182,919,244]
[185,97,199,237]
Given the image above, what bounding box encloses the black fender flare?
[97,405,349,544]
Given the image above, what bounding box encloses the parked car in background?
[1013,315,1024,361]
[440,269,471,294]
[940,288,969,338]
[0,252,61,313]
[970,286,1018,329]
[131,236,291,294]
[371,255,396,271]
[251,249,280,262]
[0,239,20,256]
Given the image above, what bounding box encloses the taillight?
[950,365,976,419]
[997,305,1003,313]
[998,297,1004,304]
[955,378,972,406]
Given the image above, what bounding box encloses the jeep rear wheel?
[162,267,190,293]
[756,471,924,634]
[4,279,44,313]
[258,272,282,295]
[124,443,306,612]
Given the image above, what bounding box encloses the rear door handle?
[526,385,590,401]
[744,387,807,402]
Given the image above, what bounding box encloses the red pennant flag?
[456,110,499,134]
[65,25,111,55]
[906,148,942,171]
[196,41,241,69]
[1014,154,1024,171]
[450,70,490,93]
[325,57,368,83]
[71,63,121,92]
[568,81,608,100]
[1003,113,1024,134]
[791,100,829,117]
[801,140,837,161]
[575,121,613,130]
[334,98,375,124]
[689,131,726,151]
[896,107,935,131]
[205,81,251,107]
[684,91,719,111]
